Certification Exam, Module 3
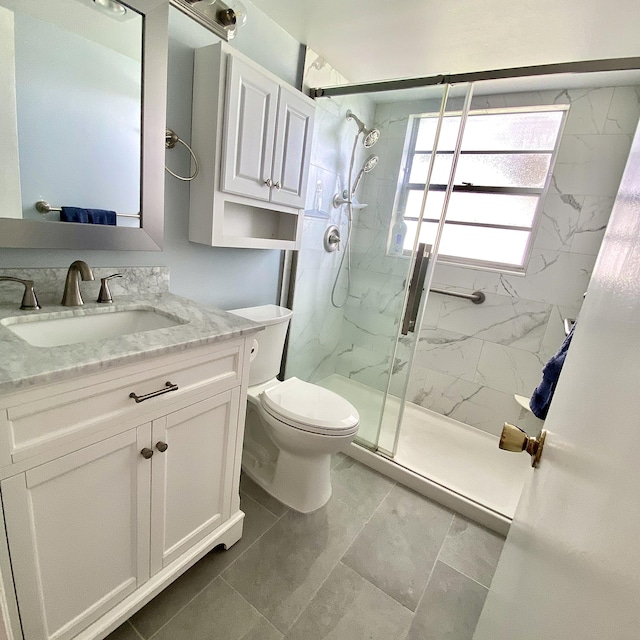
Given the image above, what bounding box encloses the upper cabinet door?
[271,88,315,208]
[222,56,279,200]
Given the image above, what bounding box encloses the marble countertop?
[0,293,263,393]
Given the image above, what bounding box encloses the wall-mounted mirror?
[0,0,168,250]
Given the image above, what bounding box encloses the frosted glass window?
[417,110,565,152]
[409,153,552,188]
[395,105,566,271]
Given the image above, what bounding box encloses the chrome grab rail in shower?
[430,288,486,304]
[401,243,431,335]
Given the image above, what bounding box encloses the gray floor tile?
[130,493,277,637]
[331,452,348,469]
[438,516,505,588]
[151,577,282,640]
[284,562,412,640]
[240,473,289,517]
[330,456,395,519]
[342,484,453,611]
[405,561,487,640]
[104,622,141,640]
[222,497,367,632]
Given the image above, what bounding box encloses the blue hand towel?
[60,207,117,225]
[87,209,117,225]
[60,207,89,223]
[529,325,575,419]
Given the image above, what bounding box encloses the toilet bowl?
[229,305,360,513]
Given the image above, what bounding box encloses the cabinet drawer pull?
[129,381,179,403]
[141,448,154,459]
[265,178,273,188]
[274,181,281,190]
[156,441,168,452]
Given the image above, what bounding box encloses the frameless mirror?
[0,0,168,250]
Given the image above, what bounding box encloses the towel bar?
[35,201,140,219]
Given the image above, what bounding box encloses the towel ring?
[165,128,199,181]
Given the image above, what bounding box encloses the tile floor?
[107,454,504,640]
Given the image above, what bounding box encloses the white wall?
[249,0,640,84]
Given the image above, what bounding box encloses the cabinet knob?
[140,448,154,460]
[265,178,273,188]
[274,181,282,190]
[156,441,168,452]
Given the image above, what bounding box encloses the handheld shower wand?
[333,154,379,208]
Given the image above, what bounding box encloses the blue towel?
[87,209,117,225]
[60,207,117,225]
[529,325,575,419]
[60,207,89,223]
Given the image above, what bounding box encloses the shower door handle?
[401,243,431,336]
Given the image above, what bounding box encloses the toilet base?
[270,450,333,513]
[243,450,333,513]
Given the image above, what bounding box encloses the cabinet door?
[2,426,152,640]
[222,55,279,201]
[150,388,241,574]
[271,88,315,208]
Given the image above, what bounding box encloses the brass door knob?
[140,448,154,460]
[499,423,547,468]
[156,441,168,452]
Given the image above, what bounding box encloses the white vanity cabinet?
[0,338,251,640]
[189,43,315,250]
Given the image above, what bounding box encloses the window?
[391,106,567,271]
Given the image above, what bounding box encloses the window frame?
[391,104,569,274]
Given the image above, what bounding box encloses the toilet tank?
[228,305,293,386]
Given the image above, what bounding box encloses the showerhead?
[346,109,381,148]
[351,154,379,195]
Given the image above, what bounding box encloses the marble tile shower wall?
[337,85,640,436]
[286,49,375,383]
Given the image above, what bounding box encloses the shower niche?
[189,42,315,250]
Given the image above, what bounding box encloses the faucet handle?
[0,277,41,310]
[20,280,41,310]
[97,273,123,304]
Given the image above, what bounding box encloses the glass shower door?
[373,83,475,455]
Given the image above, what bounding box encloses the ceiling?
[249,0,640,85]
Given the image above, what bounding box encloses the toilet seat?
[260,377,359,436]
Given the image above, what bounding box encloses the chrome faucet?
[0,277,41,310]
[61,261,94,306]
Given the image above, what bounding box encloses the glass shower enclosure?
[286,64,640,524]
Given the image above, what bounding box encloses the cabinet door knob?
[156,441,168,452]
[140,448,154,459]
[274,181,282,190]
[265,178,273,188]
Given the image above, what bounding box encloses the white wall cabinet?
[222,55,314,209]
[190,43,315,250]
[0,339,251,640]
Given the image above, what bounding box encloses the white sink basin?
[1,308,186,348]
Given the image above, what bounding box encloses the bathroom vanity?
[0,293,261,640]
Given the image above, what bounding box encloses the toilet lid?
[261,378,360,435]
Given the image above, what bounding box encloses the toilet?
[229,305,360,513]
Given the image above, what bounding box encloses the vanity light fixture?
[172,0,247,41]
[219,1,247,39]
[92,0,127,17]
